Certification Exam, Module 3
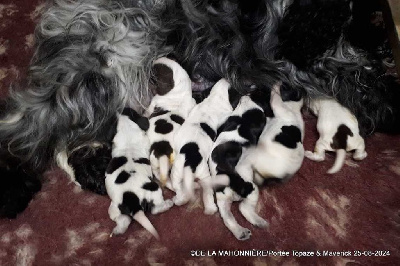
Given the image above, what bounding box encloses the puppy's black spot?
[151,64,174,95]
[250,89,274,117]
[154,119,173,134]
[180,143,202,172]
[212,141,243,172]
[150,141,173,158]
[228,172,254,198]
[192,87,212,103]
[122,108,149,131]
[331,124,353,150]
[134,158,150,165]
[119,192,141,215]
[115,170,131,184]
[200,123,216,140]
[106,157,128,174]
[150,107,169,118]
[217,116,241,135]
[239,109,266,145]
[170,114,185,125]
[140,199,154,213]
[274,126,302,149]
[228,89,242,109]
[142,181,159,191]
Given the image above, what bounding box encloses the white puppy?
[171,79,238,210]
[305,97,367,174]
[106,108,173,238]
[146,57,196,188]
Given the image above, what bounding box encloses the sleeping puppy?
[171,79,239,209]
[106,108,173,238]
[305,97,367,174]
[146,57,196,188]
[203,90,272,240]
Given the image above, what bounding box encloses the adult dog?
[1,0,399,217]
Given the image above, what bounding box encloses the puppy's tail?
[327,149,346,174]
[133,211,159,239]
[158,155,171,186]
[182,166,195,201]
[170,154,185,191]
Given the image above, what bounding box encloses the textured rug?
[0,1,399,265]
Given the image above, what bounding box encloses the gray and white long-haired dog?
[1,0,399,218]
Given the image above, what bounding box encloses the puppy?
[146,57,196,188]
[105,108,173,238]
[171,79,239,209]
[305,97,367,174]
[204,91,271,240]
[250,83,305,186]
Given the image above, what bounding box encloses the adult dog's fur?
[1,0,399,217]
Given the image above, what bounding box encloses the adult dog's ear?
[122,108,149,131]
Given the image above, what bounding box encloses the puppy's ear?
[239,109,266,145]
[122,108,150,131]
[212,141,243,171]
[228,88,241,109]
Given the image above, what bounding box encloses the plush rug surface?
[0,1,399,265]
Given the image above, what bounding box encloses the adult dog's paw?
[0,166,41,219]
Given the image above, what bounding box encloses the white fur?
[146,57,195,187]
[106,114,173,239]
[171,79,233,208]
[305,97,367,174]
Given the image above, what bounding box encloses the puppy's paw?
[204,205,218,215]
[173,195,188,206]
[253,217,269,229]
[353,151,367,161]
[234,228,252,241]
[305,151,324,161]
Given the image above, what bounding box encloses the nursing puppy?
[305,97,367,174]
[203,91,272,240]
[106,108,173,238]
[250,84,305,186]
[171,79,238,209]
[146,57,196,188]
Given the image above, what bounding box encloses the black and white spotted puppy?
[171,79,239,209]
[106,108,173,238]
[146,57,196,188]
[250,83,305,186]
[305,97,367,174]
[203,91,272,240]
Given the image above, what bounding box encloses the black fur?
[170,114,185,125]
[200,122,216,141]
[142,181,159,191]
[331,124,353,150]
[180,142,202,172]
[149,107,169,119]
[151,64,175,95]
[154,119,174,134]
[134,158,151,165]
[150,141,173,158]
[122,108,150,131]
[238,109,266,145]
[217,116,241,135]
[119,192,141,216]
[115,171,131,184]
[68,145,112,195]
[274,126,302,149]
[0,162,41,218]
[106,157,128,174]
